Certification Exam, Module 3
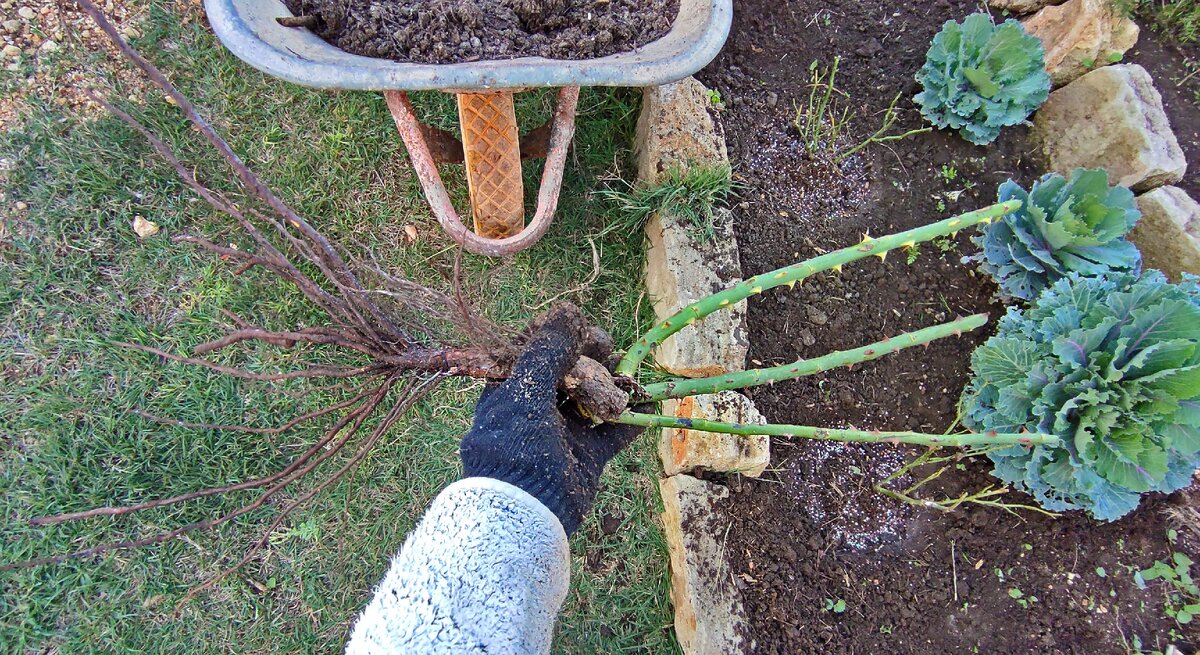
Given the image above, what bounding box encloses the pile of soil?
[279,0,678,63]
[697,1,1200,653]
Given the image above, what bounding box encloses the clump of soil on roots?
[698,1,1200,653]
[280,0,679,63]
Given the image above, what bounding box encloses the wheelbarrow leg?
[384,87,580,257]
[457,92,524,239]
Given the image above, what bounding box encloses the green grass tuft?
[598,164,735,241]
[1112,0,1200,44]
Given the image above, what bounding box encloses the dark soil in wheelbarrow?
[279,0,678,63]
[695,1,1200,653]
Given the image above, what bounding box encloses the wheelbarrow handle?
[384,87,580,257]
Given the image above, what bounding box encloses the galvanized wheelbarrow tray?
[204,0,732,255]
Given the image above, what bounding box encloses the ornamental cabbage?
[967,169,1143,301]
[915,13,1051,145]
[962,272,1200,521]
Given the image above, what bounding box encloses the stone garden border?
[634,77,760,654]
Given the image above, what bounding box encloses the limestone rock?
[635,78,727,184]
[1034,64,1186,192]
[132,215,160,238]
[987,0,1065,13]
[660,475,747,655]
[659,391,769,477]
[1023,0,1139,86]
[1129,186,1200,281]
[643,208,748,377]
[638,78,748,376]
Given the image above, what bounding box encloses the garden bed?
[696,0,1200,652]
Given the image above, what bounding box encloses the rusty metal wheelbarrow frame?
[204,0,732,255]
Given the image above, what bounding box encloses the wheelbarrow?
[203,0,732,256]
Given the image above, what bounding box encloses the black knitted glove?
[460,310,645,535]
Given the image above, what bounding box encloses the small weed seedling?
[824,598,848,614]
[1135,530,1200,625]
[1126,633,1172,655]
[933,236,957,253]
[1083,51,1124,69]
[905,243,922,265]
[1008,587,1038,609]
[940,164,958,184]
[269,518,322,545]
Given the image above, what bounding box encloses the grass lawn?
[0,1,675,652]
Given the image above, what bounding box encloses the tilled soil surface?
[280,0,678,63]
[697,1,1200,653]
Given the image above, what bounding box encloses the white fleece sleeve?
[345,477,571,655]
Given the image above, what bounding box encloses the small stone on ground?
[132,215,160,238]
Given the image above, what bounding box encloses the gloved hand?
[460,308,645,535]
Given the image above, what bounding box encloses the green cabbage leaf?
[963,272,1200,521]
[967,169,1142,300]
[915,13,1051,145]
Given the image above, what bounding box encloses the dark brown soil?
[279,0,678,63]
[697,1,1200,653]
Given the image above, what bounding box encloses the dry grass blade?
[1164,503,1200,543]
